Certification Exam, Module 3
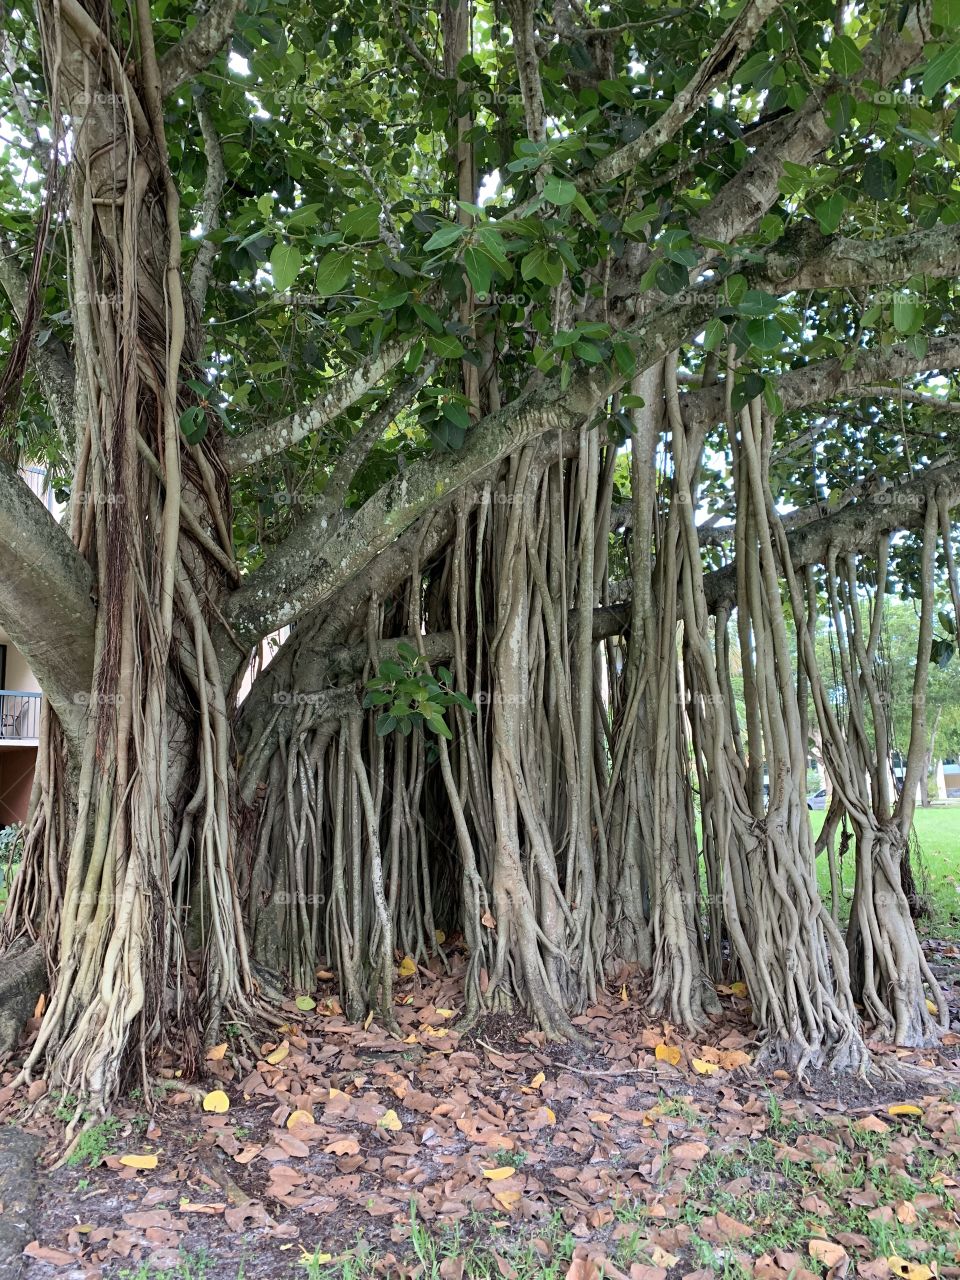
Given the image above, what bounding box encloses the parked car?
[807,788,828,811]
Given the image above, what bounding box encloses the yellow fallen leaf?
[403,1033,418,1043]
[651,1246,680,1268]
[435,930,446,944]
[620,984,628,1002]
[482,1166,514,1180]
[543,1106,556,1125]
[655,1043,682,1066]
[265,1041,290,1065]
[421,1025,448,1038]
[888,1104,924,1118]
[202,1089,230,1114]
[692,1058,720,1076]
[287,1109,315,1130]
[363,1010,374,1031]
[205,1043,228,1062]
[925,999,938,1014]
[300,1250,333,1266]
[378,1109,402,1131]
[887,1257,935,1280]
[436,1008,455,1019]
[398,955,416,977]
[328,1088,345,1097]
[494,1190,522,1210]
[730,981,748,998]
[295,995,316,1011]
[119,1154,158,1170]
[529,1071,545,1089]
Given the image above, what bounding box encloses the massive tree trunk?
[0,0,255,1117]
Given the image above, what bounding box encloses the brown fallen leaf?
[325,1137,360,1156]
[808,1239,848,1269]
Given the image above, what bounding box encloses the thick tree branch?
[588,0,785,188]
[224,291,718,646]
[0,461,95,751]
[683,335,960,432]
[159,0,243,96]
[755,222,960,295]
[222,335,419,475]
[188,97,226,314]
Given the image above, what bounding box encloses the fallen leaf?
[295,995,316,1011]
[119,1154,158,1170]
[482,1166,515,1180]
[202,1089,230,1114]
[925,999,937,1014]
[398,956,416,977]
[481,910,496,929]
[286,1109,314,1130]
[530,1071,545,1089]
[887,1104,923,1118]
[205,1043,228,1062]
[435,930,446,944]
[887,1258,935,1280]
[691,1058,719,1076]
[265,1041,290,1066]
[650,1245,679,1267]
[808,1240,848,1268]
[325,1137,360,1156]
[378,1109,402,1131]
[494,1190,522,1210]
[655,1043,681,1066]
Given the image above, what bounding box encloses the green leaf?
[731,371,766,414]
[543,175,577,206]
[270,241,302,293]
[520,245,564,287]
[892,293,922,334]
[424,222,465,251]
[314,250,353,297]
[179,405,207,445]
[702,317,726,352]
[829,34,863,75]
[746,317,784,351]
[923,41,960,98]
[861,153,899,200]
[654,258,689,296]
[427,333,466,359]
[814,193,846,235]
[464,245,493,297]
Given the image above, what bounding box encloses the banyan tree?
[0,0,959,1118]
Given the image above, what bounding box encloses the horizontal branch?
[222,335,418,475]
[683,335,960,431]
[0,462,96,752]
[224,291,719,647]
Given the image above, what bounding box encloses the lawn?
[813,805,960,939]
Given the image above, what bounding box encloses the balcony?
[0,691,41,742]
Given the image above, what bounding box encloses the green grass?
[813,804,960,937]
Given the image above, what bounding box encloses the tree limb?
[588,0,786,188]
[159,0,244,96]
[0,461,96,753]
[222,335,420,474]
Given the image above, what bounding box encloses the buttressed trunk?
[1,0,254,1119]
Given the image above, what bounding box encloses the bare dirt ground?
[1,943,959,1280]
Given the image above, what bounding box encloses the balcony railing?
[0,691,41,740]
